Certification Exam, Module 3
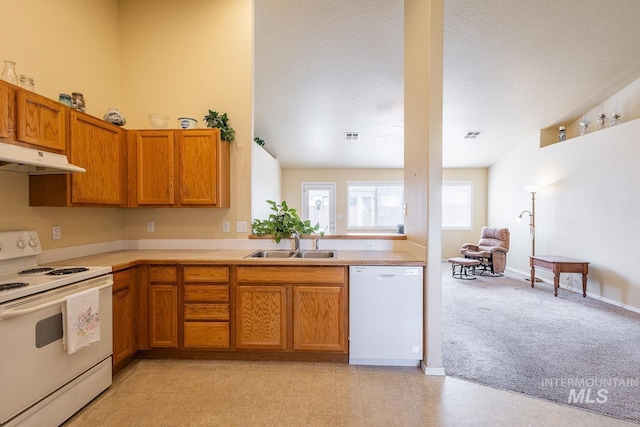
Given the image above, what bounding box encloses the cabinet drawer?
[184,284,229,302]
[184,266,229,282]
[184,322,229,348]
[149,266,177,282]
[113,269,133,293]
[236,266,345,284]
[184,303,229,321]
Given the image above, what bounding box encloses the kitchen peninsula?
[53,246,424,373]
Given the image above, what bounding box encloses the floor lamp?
[518,185,540,282]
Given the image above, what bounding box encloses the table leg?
[582,272,587,297]
[530,266,535,288]
[554,273,560,297]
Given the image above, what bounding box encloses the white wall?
[119,0,253,240]
[0,0,124,249]
[441,168,488,258]
[489,117,640,310]
[281,168,404,234]
[251,144,282,221]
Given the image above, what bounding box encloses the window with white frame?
[442,181,473,230]
[347,182,404,230]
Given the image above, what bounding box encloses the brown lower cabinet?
[235,285,287,349]
[129,264,347,364]
[112,268,137,373]
[148,266,179,348]
[235,266,347,353]
[183,266,230,349]
[292,285,345,352]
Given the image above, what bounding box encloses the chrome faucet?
[292,232,300,251]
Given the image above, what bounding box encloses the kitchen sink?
[246,250,296,258]
[293,250,336,259]
[246,250,337,259]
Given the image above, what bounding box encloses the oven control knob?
[16,238,27,249]
[28,237,38,248]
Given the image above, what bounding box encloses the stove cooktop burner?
[18,267,55,275]
[0,282,29,291]
[45,267,90,276]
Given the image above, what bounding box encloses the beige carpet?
[442,263,640,424]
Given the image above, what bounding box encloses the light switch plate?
[223,221,230,233]
[236,221,248,233]
[147,221,155,232]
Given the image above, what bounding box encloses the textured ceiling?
[254,0,640,169]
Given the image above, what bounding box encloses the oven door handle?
[0,281,113,321]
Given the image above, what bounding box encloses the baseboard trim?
[506,266,640,315]
[421,361,445,376]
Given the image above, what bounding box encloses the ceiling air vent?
[464,131,482,139]
[345,132,360,141]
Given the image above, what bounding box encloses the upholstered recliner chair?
[460,227,510,275]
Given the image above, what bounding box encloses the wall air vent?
[345,132,360,141]
[464,131,482,139]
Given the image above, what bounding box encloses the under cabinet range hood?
[0,142,85,174]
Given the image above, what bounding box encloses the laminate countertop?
[51,249,426,272]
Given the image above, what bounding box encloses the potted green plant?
[254,136,265,147]
[203,110,236,142]
[252,200,321,243]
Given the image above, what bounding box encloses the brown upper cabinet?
[128,129,230,208]
[0,81,16,140]
[0,80,66,152]
[3,80,231,209]
[29,111,127,206]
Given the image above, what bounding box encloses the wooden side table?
[529,256,590,297]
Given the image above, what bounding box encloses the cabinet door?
[69,111,125,205]
[0,81,16,140]
[177,130,218,205]
[235,286,287,349]
[134,131,175,205]
[112,268,137,368]
[113,287,135,364]
[149,284,178,348]
[293,286,346,352]
[16,90,66,152]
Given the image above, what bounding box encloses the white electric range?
[0,230,113,427]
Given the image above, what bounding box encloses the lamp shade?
[524,185,540,194]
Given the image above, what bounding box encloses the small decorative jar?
[71,92,86,112]
[59,93,73,106]
[578,115,591,136]
[178,117,198,129]
[558,126,566,142]
[19,75,34,91]
[1,60,18,84]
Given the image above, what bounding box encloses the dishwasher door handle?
[377,274,397,279]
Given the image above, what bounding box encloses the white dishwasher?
[349,266,423,367]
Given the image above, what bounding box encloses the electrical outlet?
[236,221,248,233]
[222,221,230,233]
[363,242,374,250]
[52,226,62,240]
[147,221,155,233]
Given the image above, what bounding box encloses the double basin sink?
[246,249,337,259]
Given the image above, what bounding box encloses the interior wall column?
[404,0,445,375]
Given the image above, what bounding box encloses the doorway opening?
[302,182,336,234]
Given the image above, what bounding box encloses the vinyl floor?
[64,358,634,426]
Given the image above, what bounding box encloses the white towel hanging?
[62,288,101,354]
